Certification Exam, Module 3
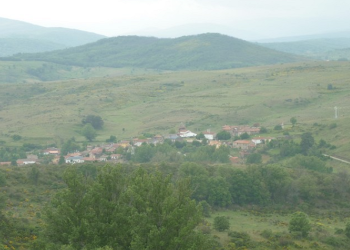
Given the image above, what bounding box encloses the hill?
[0,17,106,56]
[259,38,350,59]
[10,33,305,70]
[0,61,349,156]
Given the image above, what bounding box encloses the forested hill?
[10,33,306,70]
[0,17,106,56]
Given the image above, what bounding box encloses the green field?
[0,60,349,156]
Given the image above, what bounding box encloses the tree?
[345,222,350,239]
[106,135,117,143]
[216,131,231,140]
[213,216,230,232]
[240,132,250,140]
[27,166,40,186]
[43,166,211,249]
[82,123,97,141]
[288,212,311,237]
[290,117,297,127]
[82,115,104,130]
[300,132,315,155]
[246,153,262,164]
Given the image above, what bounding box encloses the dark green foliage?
[82,115,104,130]
[106,135,117,143]
[216,131,231,140]
[0,147,26,162]
[327,83,334,90]
[240,132,250,140]
[228,231,252,247]
[290,117,297,127]
[11,134,22,141]
[196,132,205,140]
[329,123,337,129]
[300,132,315,155]
[60,139,81,156]
[279,141,300,158]
[213,216,230,231]
[288,212,311,237]
[0,171,6,186]
[11,34,303,70]
[27,166,40,185]
[289,155,332,173]
[246,153,262,164]
[345,222,350,239]
[81,123,97,141]
[43,165,210,250]
[274,124,283,130]
[260,127,268,133]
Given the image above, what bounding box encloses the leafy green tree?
[12,134,22,141]
[216,131,231,140]
[58,156,65,164]
[240,132,250,140]
[274,124,282,130]
[213,216,230,231]
[105,135,117,143]
[82,115,104,129]
[345,222,350,239]
[246,153,262,164]
[289,212,311,237]
[82,123,97,141]
[43,166,211,249]
[260,127,268,133]
[290,117,297,127]
[300,132,315,155]
[27,166,40,186]
[196,132,205,140]
[60,138,81,156]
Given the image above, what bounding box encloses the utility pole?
[334,106,338,119]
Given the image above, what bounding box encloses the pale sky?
[1,0,350,39]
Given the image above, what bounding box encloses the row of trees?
[33,165,215,250]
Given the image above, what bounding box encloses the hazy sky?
[1,0,349,39]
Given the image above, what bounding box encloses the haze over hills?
[10,33,305,70]
[0,17,106,56]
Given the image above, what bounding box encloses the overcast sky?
[1,0,350,39]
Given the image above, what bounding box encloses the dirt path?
[323,154,350,164]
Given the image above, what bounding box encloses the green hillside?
[10,33,305,70]
[0,17,106,56]
[0,37,66,57]
[259,38,350,59]
[0,61,349,156]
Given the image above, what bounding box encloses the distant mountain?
[257,30,350,43]
[0,17,106,56]
[125,23,265,41]
[259,38,350,58]
[10,33,305,70]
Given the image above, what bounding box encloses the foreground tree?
[290,117,297,127]
[42,166,212,250]
[213,216,230,232]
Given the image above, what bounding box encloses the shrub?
[288,212,311,237]
[213,216,230,232]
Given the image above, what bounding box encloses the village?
[1,124,276,166]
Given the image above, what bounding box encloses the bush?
[288,212,311,237]
[274,124,282,130]
[213,216,230,232]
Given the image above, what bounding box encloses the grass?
[0,61,349,157]
[208,209,350,249]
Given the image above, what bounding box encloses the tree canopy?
[42,165,212,250]
[82,115,104,130]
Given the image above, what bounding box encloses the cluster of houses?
[0,124,276,166]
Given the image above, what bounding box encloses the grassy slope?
[0,61,349,157]
[10,33,305,70]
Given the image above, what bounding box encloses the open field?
[0,60,350,156]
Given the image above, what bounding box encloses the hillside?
[0,61,349,156]
[259,38,350,59]
[0,17,106,56]
[10,33,305,70]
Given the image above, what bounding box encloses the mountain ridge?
[9,33,305,70]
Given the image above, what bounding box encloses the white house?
[179,131,197,138]
[203,131,215,140]
[65,156,84,164]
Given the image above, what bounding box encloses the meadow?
[0,60,349,156]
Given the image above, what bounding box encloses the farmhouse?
[232,140,256,150]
